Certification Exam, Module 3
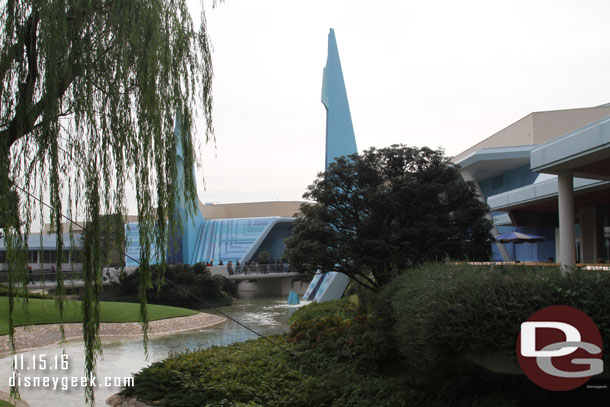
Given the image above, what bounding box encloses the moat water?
[0,295,303,407]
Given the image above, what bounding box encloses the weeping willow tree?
[0,0,217,404]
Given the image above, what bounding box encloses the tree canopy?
[0,1,216,404]
[285,145,492,291]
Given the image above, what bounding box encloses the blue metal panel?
[253,222,293,259]
[478,164,538,198]
[190,217,292,264]
[125,222,161,267]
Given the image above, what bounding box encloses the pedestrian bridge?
[0,268,123,291]
[209,266,309,296]
[1,266,311,297]
[225,271,301,281]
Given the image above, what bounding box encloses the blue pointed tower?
[322,28,358,168]
[168,118,205,264]
[304,28,356,302]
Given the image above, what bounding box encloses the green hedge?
[288,296,396,374]
[388,263,610,373]
[121,334,414,407]
[288,296,359,325]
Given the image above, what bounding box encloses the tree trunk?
[0,139,21,235]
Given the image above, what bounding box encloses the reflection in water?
[0,296,305,407]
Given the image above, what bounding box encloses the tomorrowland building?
[4,28,609,284]
[454,105,610,265]
[0,29,358,301]
[125,29,358,280]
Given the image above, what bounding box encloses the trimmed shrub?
[288,297,359,325]
[288,296,396,373]
[121,334,415,407]
[388,263,610,373]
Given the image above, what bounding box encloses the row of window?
[0,250,83,264]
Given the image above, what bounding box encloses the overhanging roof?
[531,114,610,180]
[488,177,610,212]
[0,233,84,250]
[454,145,535,181]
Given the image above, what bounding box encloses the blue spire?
[304,29,355,303]
[168,116,205,264]
[322,28,358,169]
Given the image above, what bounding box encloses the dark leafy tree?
[285,145,492,291]
[0,1,219,404]
[117,263,237,309]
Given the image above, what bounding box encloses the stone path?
[0,313,226,355]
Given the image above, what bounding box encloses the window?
[0,250,6,263]
[28,250,38,263]
[41,250,56,263]
[71,250,83,263]
[60,250,70,263]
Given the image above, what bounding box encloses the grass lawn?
[0,297,199,335]
[0,400,14,407]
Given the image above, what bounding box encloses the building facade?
[1,29,360,276]
[454,105,610,265]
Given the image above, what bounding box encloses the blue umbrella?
[494,231,545,244]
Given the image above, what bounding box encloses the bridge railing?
[0,270,86,284]
[231,263,298,276]
[0,270,124,285]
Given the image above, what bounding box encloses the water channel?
[0,295,303,407]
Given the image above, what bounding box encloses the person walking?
[227,261,234,276]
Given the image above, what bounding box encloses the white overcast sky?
[188,0,610,204]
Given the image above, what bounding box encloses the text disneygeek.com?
[7,353,134,390]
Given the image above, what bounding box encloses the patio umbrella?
[494,231,545,244]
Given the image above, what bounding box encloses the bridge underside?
[235,275,311,296]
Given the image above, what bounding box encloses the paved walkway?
[0,313,226,355]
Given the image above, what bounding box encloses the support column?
[557,171,575,266]
[579,206,597,263]
[554,228,560,263]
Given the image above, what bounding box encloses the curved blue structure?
[127,29,360,277]
[126,121,295,267]
[189,217,293,264]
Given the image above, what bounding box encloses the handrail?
[0,271,84,283]
[230,263,298,276]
